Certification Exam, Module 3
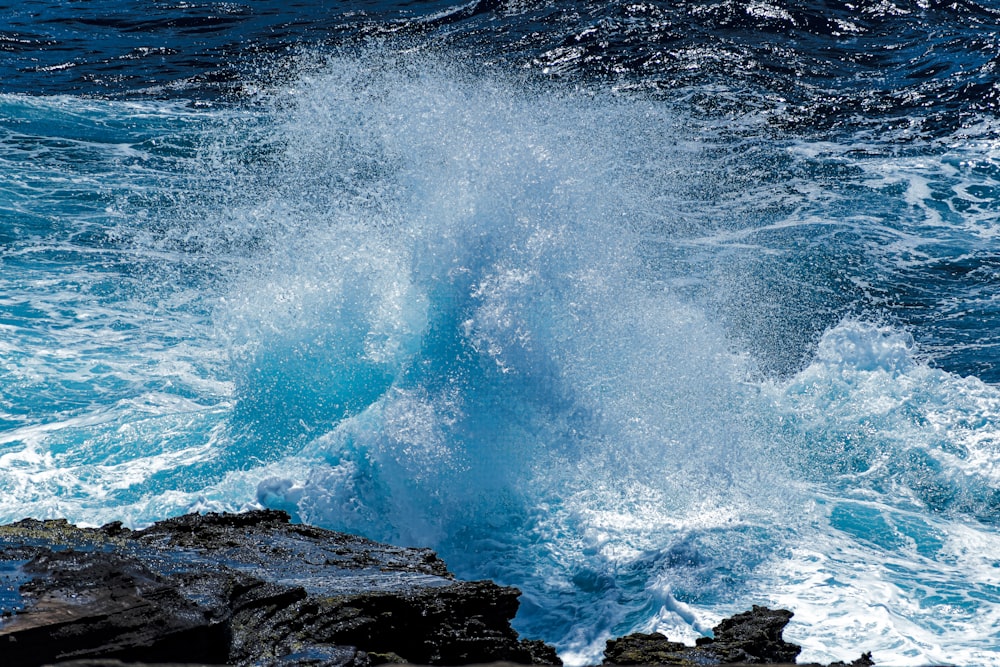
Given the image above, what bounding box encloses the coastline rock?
[603,606,874,667]
[0,510,886,667]
[698,606,801,663]
[0,510,559,667]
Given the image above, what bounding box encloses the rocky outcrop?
[0,510,882,667]
[602,606,875,667]
[0,510,559,667]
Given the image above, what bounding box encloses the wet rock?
[603,605,870,666]
[826,653,876,667]
[0,510,559,667]
[602,632,690,665]
[702,606,801,663]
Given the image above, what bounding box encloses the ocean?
[2,0,1000,664]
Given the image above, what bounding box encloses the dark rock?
[603,632,690,665]
[517,638,562,666]
[603,605,862,666]
[827,653,876,667]
[40,662,227,667]
[0,510,559,667]
[707,606,801,663]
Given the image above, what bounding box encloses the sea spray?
[213,55,807,659]
[216,58,1000,664]
[1,49,1000,666]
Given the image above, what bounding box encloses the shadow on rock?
[0,510,558,667]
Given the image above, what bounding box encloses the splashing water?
[1,52,1000,665]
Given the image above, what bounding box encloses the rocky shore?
[0,510,874,667]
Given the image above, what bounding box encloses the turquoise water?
[3,2,1000,664]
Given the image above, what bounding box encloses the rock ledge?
[0,510,558,667]
[0,511,883,667]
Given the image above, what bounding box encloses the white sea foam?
[2,55,1000,667]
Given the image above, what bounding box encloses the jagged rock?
[827,653,876,667]
[603,605,867,667]
[603,633,690,665]
[0,510,559,667]
[702,606,801,663]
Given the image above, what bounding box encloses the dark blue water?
[3,1,1000,664]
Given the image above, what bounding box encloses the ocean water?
[3,1,1000,664]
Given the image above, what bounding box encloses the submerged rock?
[0,510,559,667]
